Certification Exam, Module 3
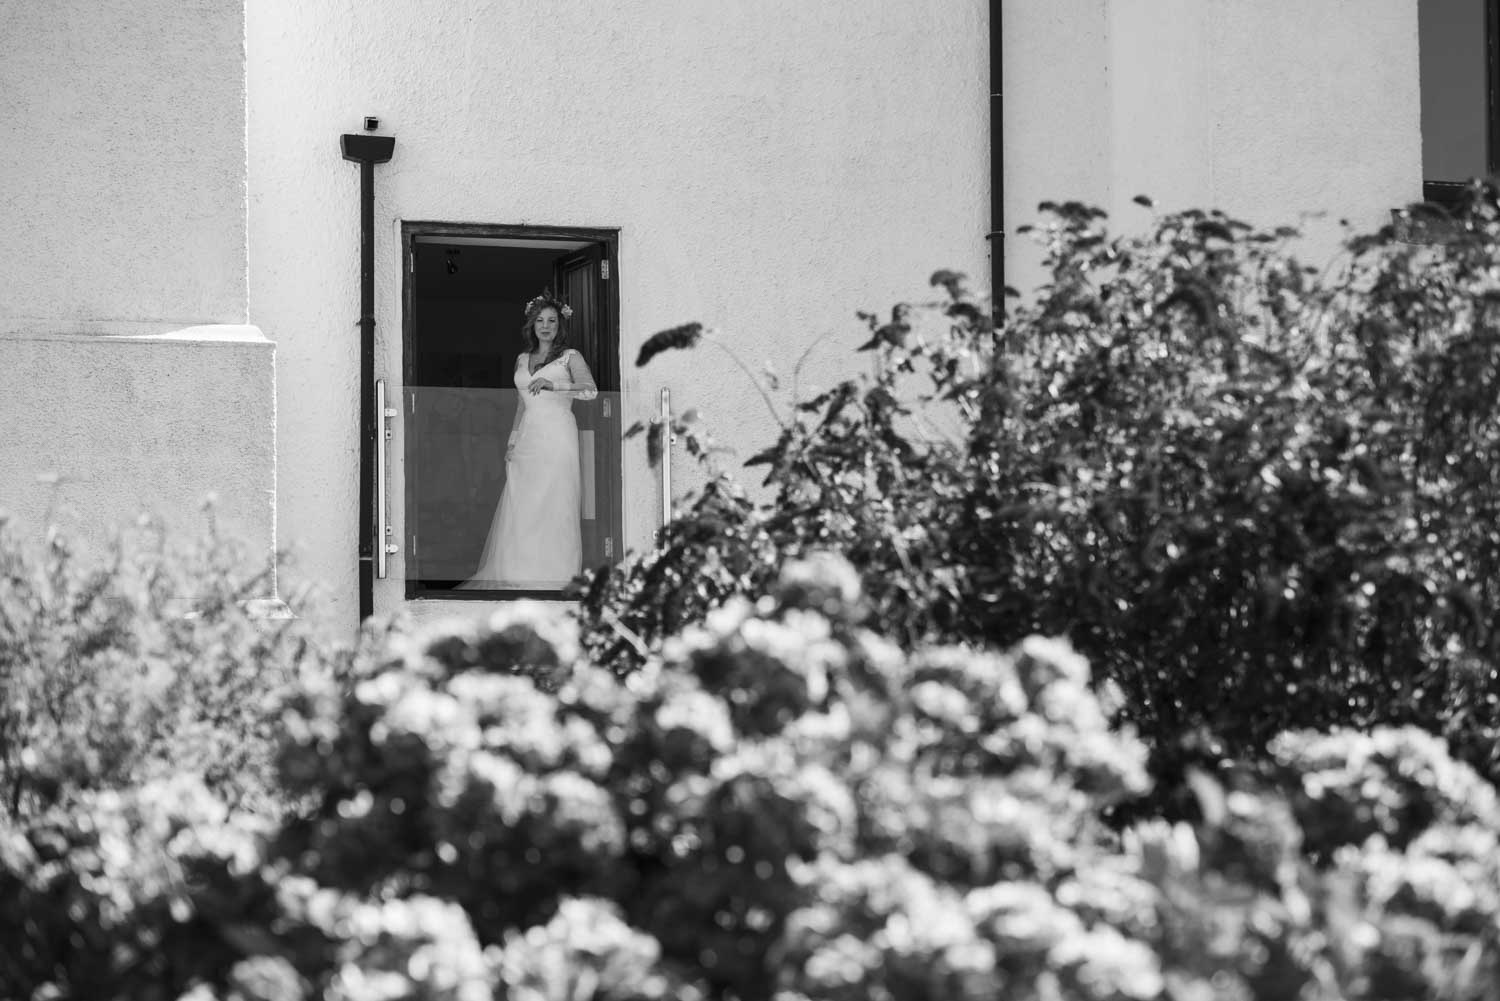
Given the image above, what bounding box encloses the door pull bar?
[658,388,674,535]
[376,379,398,579]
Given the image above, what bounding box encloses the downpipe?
[340,126,395,621]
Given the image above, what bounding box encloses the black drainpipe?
[341,126,395,621]
[989,0,1005,321]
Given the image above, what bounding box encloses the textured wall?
[1,1,273,568]
[1003,0,1421,290]
[0,0,248,331]
[1000,0,1113,293]
[0,329,276,565]
[247,0,991,627]
[1198,0,1419,251]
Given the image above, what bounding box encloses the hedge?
[579,194,1500,791]
[4,554,1499,999]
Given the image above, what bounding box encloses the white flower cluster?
[524,295,574,321]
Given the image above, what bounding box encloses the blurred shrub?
[4,556,1499,999]
[578,191,1500,788]
[0,516,347,821]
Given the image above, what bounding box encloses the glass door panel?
[405,386,622,598]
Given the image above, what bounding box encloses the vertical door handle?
[658,387,672,531]
[376,379,398,578]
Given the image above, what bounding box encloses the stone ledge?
[1,323,271,345]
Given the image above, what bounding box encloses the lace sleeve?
[565,350,599,401]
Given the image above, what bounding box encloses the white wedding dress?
[461,353,582,590]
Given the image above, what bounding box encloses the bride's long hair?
[521,292,573,370]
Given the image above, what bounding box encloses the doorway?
[396,224,621,601]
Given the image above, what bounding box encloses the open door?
[371,224,623,618]
[553,244,621,570]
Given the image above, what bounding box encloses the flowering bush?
[580,192,1500,794]
[5,555,1499,999]
[0,774,277,996]
[0,516,346,821]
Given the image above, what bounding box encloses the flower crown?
[524,290,573,321]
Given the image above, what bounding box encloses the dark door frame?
[551,242,617,572]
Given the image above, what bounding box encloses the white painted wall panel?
[0,329,276,566]
[0,0,247,330]
[0,1,273,570]
[1004,0,1420,287]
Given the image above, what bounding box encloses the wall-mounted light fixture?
[445,248,460,275]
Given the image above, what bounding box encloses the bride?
[462,291,597,590]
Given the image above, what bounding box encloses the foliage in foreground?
[4,555,1500,1000]
[0,517,345,822]
[578,193,1500,787]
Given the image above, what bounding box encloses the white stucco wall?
[0,1,275,568]
[1000,0,1112,293]
[1003,0,1421,291]
[247,0,991,628]
[0,329,276,565]
[0,0,248,331]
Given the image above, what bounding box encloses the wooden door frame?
[551,242,616,571]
